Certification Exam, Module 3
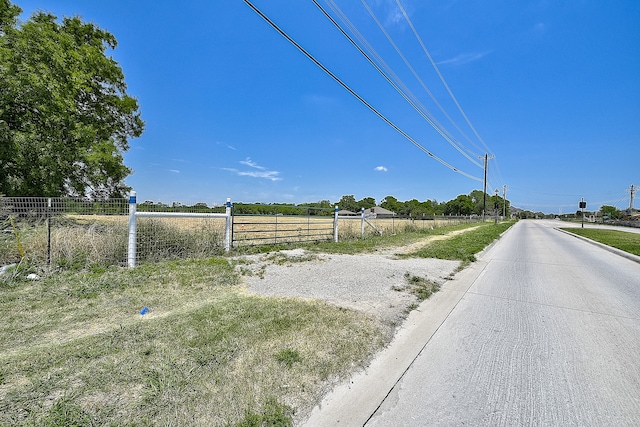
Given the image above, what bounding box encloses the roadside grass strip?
[305,222,483,255]
[0,259,385,426]
[406,221,516,262]
[560,228,640,256]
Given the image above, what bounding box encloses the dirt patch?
[236,245,461,333]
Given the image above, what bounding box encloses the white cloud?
[375,166,388,172]
[223,158,282,182]
[240,157,266,170]
[436,51,491,66]
[168,169,180,174]
[237,170,282,181]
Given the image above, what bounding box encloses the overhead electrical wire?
[394,0,509,190]
[395,0,492,158]
[355,0,482,161]
[314,0,483,169]
[243,0,483,182]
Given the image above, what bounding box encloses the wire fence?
[1,196,480,270]
[0,197,129,268]
[232,204,334,247]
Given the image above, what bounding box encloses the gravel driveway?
[235,246,460,331]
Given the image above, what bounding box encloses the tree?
[444,194,475,216]
[357,197,376,210]
[0,2,144,197]
[338,195,359,212]
[600,205,621,220]
[380,196,402,214]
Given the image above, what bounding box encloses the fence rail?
[1,194,481,269]
[232,204,335,246]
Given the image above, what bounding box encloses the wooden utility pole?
[482,154,488,222]
[480,153,495,222]
[503,185,507,218]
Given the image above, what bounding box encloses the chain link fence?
[0,197,229,269]
[0,197,129,268]
[1,196,481,270]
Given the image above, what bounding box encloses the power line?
[316,0,483,169]
[357,0,482,161]
[396,0,493,157]
[243,0,482,182]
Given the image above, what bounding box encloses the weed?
[404,273,441,301]
[265,252,318,266]
[232,397,294,427]
[275,348,303,368]
[39,397,98,427]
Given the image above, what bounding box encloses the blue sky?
[16,1,640,213]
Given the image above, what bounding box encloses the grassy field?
[0,259,385,426]
[560,227,640,256]
[0,221,514,426]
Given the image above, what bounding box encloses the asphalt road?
[364,220,640,426]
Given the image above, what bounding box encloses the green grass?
[405,221,516,263]
[301,222,484,255]
[0,259,386,426]
[561,228,640,256]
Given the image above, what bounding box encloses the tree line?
[135,190,511,218]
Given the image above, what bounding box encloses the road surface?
[364,220,640,426]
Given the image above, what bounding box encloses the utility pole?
[494,188,499,224]
[480,153,495,222]
[629,184,636,211]
[503,185,507,218]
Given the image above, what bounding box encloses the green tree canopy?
[338,195,359,212]
[600,205,622,220]
[0,1,144,197]
[357,196,376,210]
[444,194,475,216]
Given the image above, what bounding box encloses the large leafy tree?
[0,1,144,197]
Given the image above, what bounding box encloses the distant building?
[365,206,396,218]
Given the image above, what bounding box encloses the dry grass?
[1,213,479,269]
[0,258,386,426]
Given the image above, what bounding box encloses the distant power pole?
[629,184,636,211]
[480,153,495,222]
[503,185,507,218]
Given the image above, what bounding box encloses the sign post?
[579,198,587,228]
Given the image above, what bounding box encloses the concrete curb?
[302,223,516,426]
[302,258,489,426]
[555,228,640,265]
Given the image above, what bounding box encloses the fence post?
[225,198,231,252]
[333,205,339,242]
[127,191,137,268]
[361,207,365,238]
[47,198,52,266]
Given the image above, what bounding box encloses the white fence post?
[361,207,365,238]
[225,198,232,252]
[333,205,339,242]
[127,191,137,268]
